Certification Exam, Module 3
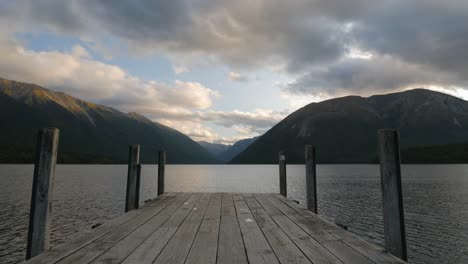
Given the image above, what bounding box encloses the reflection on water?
[0,164,467,264]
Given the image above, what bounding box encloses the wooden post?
[136,164,141,209]
[378,129,408,261]
[26,128,59,260]
[279,151,287,197]
[158,150,166,196]
[125,144,140,212]
[305,145,317,214]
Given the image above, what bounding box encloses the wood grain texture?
[273,194,407,264]
[217,193,248,264]
[21,194,174,264]
[378,129,408,261]
[154,193,210,264]
[243,194,311,264]
[234,194,279,264]
[305,145,317,213]
[89,193,191,264]
[185,193,222,264]
[24,193,407,264]
[255,194,343,264]
[27,128,59,259]
[125,144,140,212]
[55,194,180,264]
[121,193,202,264]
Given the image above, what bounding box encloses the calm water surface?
[0,164,467,264]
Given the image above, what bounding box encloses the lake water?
[0,164,467,264]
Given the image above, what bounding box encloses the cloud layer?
[4,0,467,95]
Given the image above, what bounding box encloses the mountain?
[222,137,259,162]
[197,141,230,157]
[0,77,217,164]
[231,89,468,164]
[198,137,258,162]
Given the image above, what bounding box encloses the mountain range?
[231,89,468,163]
[198,137,258,162]
[0,77,217,164]
[3,77,468,164]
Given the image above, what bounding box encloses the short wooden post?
[279,151,287,197]
[157,151,166,196]
[136,164,141,208]
[125,144,141,212]
[378,129,408,261]
[26,128,59,260]
[305,145,317,214]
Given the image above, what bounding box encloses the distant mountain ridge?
[198,136,258,162]
[231,89,468,163]
[0,77,217,164]
[197,141,230,158]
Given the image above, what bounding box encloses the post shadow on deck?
[378,129,408,261]
[125,144,141,212]
[26,128,59,260]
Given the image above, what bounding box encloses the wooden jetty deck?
[24,192,406,264]
[23,128,409,263]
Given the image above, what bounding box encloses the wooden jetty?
[23,128,408,264]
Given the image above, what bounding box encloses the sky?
[1,1,468,144]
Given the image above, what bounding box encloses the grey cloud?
[352,0,468,74]
[7,0,348,70]
[286,56,462,96]
[4,0,468,97]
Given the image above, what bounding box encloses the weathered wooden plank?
[54,194,184,264]
[121,193,203,264]
[158,150,166,196]
[217,193,248,264]
[378,129,408,261]
[264,194,375,264]
[25,192,408,264]
[89,193,192,264]
[243,194,311,264]
[27,128,60,259]
[254,194,343,264]
[185,193,222,264]
[273,194,407,264]
[279,152,287,197]
[305,145,318,213]
[234,194,279,264]
[22,194,175,264]
[153,193,211,264]
[125,144,140,212]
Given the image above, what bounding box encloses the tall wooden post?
[158,150,166,196]
[26,128,59,260]
[279,151,287,197]
[305,145,317,214]
[378,129,408,261]
[125,145,141,212]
